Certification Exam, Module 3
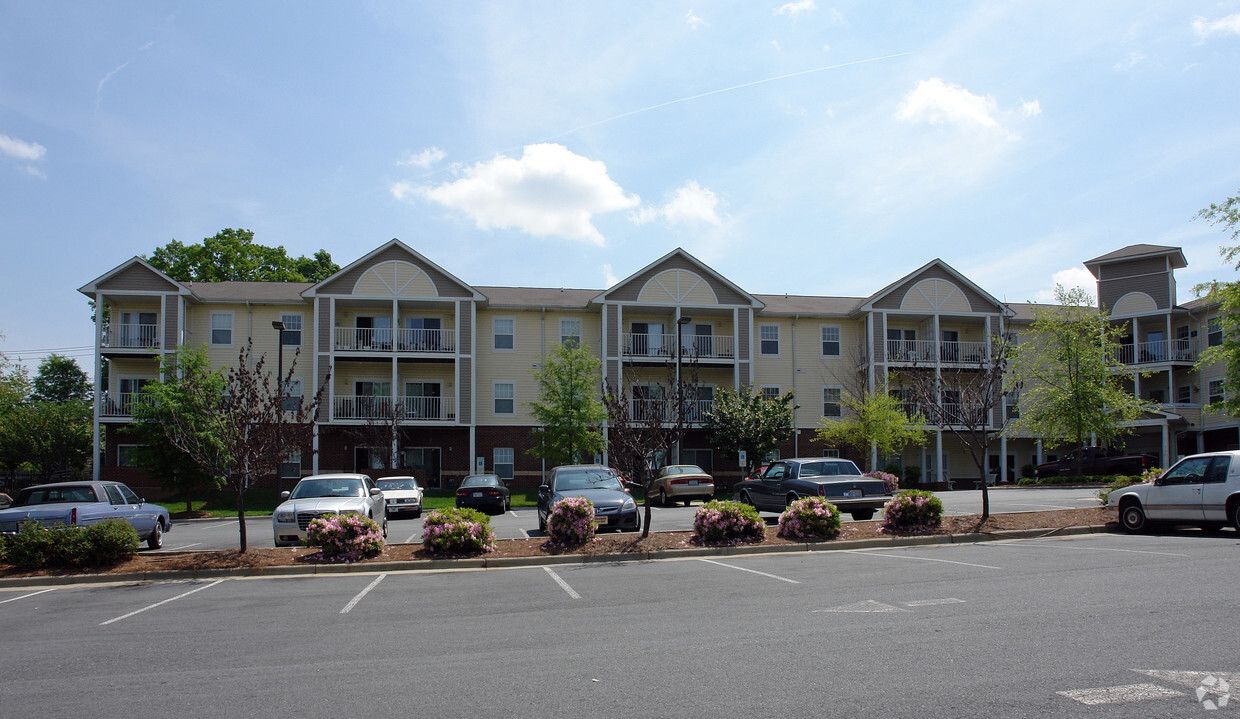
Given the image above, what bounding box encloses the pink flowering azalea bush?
[693,500,765,545]
[1140,466,1164,483]
[864,471,900,494]
[880,489,943,534]
[777,496,842,541]
[421,507,495,556]
[305,513,385,562]
[545,496,598,547]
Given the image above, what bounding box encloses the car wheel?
[413,508,422,518]
[146,520,164,550]
[1120,501,1147,532]
[851,509,875,521]
[538,511,547,534]
[1231,501,1240,532]
[659,489,670,507]
[785,493,798,509]
[739,490,753,507]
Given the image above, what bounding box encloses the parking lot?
[1,529,1235,718]
[161,486,1104,551]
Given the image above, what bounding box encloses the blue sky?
[3,1,1240,373]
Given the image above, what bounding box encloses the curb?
[0,523,1116,589]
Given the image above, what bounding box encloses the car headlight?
[622,498,636,511]
[275,511,295,523]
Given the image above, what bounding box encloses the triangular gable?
[857,259,1012,316]
[304,238,485,300]
[78,257,189,297]
[591,247,763,308]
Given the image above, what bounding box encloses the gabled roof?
[302,238,486,300]
[185,281,314,303]
[1084,244,1187,276]
[856,258,1014,316]
[591,247,764,308]
[77,256,190,297]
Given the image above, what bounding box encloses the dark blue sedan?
[537,465,640,533]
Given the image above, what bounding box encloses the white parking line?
[696,558,800,584]
[990,541,1189,558]
[543,567,581,599]
[842,549,1001,570]
[518,527,530,539]
[1057,683,1184,705]
[902,598,966,607]
[403,531,421,544]
[340,574,386,614]
[0,588,58,605]
[99,579,225,626]
[160,543,202,551]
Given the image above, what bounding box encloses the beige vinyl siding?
[185,302,312,388]
[107,358,160,396]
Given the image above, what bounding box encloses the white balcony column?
[933,314,941,369]
[1161,422,1170,468]
[312,424,320,474]
[1000,435,1008,483]
[935,430,944,488]
[1036,438,1043,465]
[93,300,104,481]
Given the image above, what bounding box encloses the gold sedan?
[649,465,716,507]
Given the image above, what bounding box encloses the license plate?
[472,492,483,497]
[595,515,609,525]
[688,480,698,486]
[845,489,863,498]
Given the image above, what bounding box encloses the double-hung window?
[494,382,515,415]
[211,313,233,346]
[494,448,515,480]
[493,318,515,351]
[280,314,302,346]
[760,325,780,355]
[1208,317,1223,348]
[560,318,582,347]
[822,386,842,417]
[821,326,840,356]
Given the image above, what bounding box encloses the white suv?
[1106,450,1240,532]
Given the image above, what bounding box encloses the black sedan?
[537,465,640,533]
[455,474,511,514]
[733,458,892,520]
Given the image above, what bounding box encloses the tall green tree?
[146,228,341,282]
[1007,285,1153,450]
[1194,190,1240,416]
[0,352,32,488]
[10,400,93,482]
[702,387,797,476]
[815,382,927,471]
[528,341,607,466]
[31,353,91,403]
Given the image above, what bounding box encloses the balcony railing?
[333,395,456,421]
[622,333,734,360]
[1111,339,1197,365]
[886,340,989,364]
[102,323,160,349]
[334,327,455,353]
[899,401,988,426]
[101,392,151,417]
[629,398,714,423]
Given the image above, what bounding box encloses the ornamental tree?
[1194,190,1240,416]
[814,381,927,471]
[528,341,606,467]
[702,386,796,477]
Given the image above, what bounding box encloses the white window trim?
[1207,316,1223,347]
[493,380,516,416]
[210,311,234,347]
[820,324,841,357]
[493,316,516,353]
[759,324,781,357]
[280,450,302,479]
[760,385,782,400]
[559,317,583,346]
[822,384,843,418]
[1208,377,1225,405]
[281,377,304,412]
[279,312,303,346]
[494,447,515,480]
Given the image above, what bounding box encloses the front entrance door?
[402,447,442,489]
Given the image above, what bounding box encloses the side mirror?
[369,487,383,496]
[0,499,10,510]
[1153,477,1163,486]
[538,484,550,494]
[280,491,291,500]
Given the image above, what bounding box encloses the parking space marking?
[989,541,1188,558]
[902,598,965,607]
[99,579,225,626]
[842,549,1001,570]
[0,588,58,605]
[518,527,530,538]
[696,558,800,584]
[542,567,581,599]
[1057,683,1184,705]
[340,574,386,614]
[160,543,202,551]
[403,530,421,543]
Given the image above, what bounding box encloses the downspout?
[792,314,798,458]
[541,307,546,481]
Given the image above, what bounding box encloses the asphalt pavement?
[1,527,1235,718]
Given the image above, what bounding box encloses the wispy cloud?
[774,0,815,19]
[632,181,723,226]
[1114,51,1145,71]
[1192,13,1240,40]
[685,10,705,30]
[896,78,1037,140]
[397,147,446,168]
[0,133,46,161]
[96,41,155,111]
[395,143,639,246]
[602,263,619,288]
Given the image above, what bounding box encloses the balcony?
[622,333,734,360]
[101,392,150,418]
[334,327,456,354]
[1111,339,1197,365]
[102,323,160,350]
[333,395,456,421]
[886,340,988,365]
[629,398,714,423]
[898,402,989,427]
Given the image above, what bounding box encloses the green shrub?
[903,465,921,484]
[4,519,140,570]
[82,520,140,566]
[1020,464,1036,479]
[1019,474,1143,486]
[1098,475,1150,505]
[881,490,944,534]
[6,522,61,569]
[777,496,841,541]
[421,507,495,555]
[693,500,765,545]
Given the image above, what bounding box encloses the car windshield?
[665,466,704,475]
[461,475,499,488]
[554,469,623,492]
[13,485,99,506]
[378,479,419,491]
[798,461,862,477]
[289,478,365,499]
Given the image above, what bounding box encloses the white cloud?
[1114,51,1144,71]
[774,0,815,18]
[632,181,722,226]
[1020,100,1042,118]
[397,147,446,168]
[0,133,46,161]
[24,165,46,179]
[896,78,1038,140]
[1193,13,1240,39]
[403,143,639,246]
[602,263,619,288]
[685,10,705,30]
[1033,267,1096,303]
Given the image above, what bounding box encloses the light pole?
[272,320,285,495]
[675,315,692,465]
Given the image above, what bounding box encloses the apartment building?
[77,239,1237,494]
